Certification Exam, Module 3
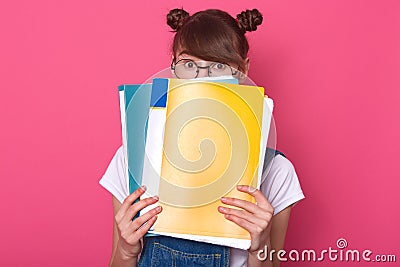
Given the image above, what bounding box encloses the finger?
[223,214,263,235]
[131,205,163,230]
[220,197,267,216]
[218,206,268,227]
[122,196,159,225]
[133,215,158,240]
[236,185,274,212]
[124,215,159,245]
[116,186,147,222]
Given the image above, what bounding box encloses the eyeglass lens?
[173,59,235,79]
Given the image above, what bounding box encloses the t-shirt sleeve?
[260,155,305,215]
[99,146,129,204]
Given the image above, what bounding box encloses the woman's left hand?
[218,185,274,253]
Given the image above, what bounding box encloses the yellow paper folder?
[141,78,273,249]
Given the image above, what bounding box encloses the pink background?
[1,0,399,266]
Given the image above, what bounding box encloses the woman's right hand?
[114,185,162,260]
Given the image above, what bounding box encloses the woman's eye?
[213,63,227,70]
[184,61,196,69]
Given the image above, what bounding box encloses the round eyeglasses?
[171,59,239,79]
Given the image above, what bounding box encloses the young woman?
[100,8,305,267]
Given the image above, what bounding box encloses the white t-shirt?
[99,146,305,267]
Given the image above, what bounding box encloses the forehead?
[175,53,235,66]
[174,50,239,67]
[176,52,205,62]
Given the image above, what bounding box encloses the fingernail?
[220,197,227,202]
[156,206,162,212]
[218,206,226,212]
[152,195,159,200]
[248,186,257,193]
[141,185,147,191]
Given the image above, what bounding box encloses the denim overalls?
[138,236,230,267]
[138,148,286,267]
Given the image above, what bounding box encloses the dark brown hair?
[167,8,263,72]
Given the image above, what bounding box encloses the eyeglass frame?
[170,58,240,79]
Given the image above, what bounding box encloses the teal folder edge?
[123,84,152,195]
[119,84,152,225]
[120,83,159,236]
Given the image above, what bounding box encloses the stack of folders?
[118,76,273,250]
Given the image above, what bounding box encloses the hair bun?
[167,8,190,31]
[236,9,263,32]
